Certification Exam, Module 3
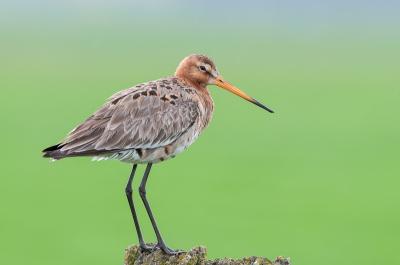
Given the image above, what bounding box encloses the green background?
[1,1,399,264]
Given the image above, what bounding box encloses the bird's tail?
[42,144,66,161]
[42,143,115,161]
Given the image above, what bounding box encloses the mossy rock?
[124,243,290,265]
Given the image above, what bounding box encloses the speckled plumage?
[43,76,213,164]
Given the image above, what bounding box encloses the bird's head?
[175,54,219,86]
[175,54,274,113]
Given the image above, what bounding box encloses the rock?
[123,243,290,265]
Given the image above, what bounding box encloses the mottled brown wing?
[44,77,199,158]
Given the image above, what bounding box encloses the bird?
[42,54,274,255]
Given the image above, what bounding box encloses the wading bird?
[42,54,274,254]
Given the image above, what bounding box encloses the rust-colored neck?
[176,73,208,93]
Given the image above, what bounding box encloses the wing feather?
[47,77,200,158]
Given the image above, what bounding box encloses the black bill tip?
[252,98,274,113]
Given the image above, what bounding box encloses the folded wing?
[42,78,199,159]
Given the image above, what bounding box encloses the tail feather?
[42,144,63,153]
[42,143,116,160]
[42,145,67,159]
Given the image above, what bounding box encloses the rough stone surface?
[124,243,290,265]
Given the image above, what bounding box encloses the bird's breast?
[196,89,215,131]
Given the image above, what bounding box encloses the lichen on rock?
[124,243,290,265]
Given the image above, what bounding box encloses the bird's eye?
[200,66,206,71]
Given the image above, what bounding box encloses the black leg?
[138,163,186,255]
[125,164,153,253]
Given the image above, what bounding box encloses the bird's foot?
[151,241,186,255]
[136,242,154,254]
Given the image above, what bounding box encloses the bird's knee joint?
[125,186,133,195]
[138,186,146,196]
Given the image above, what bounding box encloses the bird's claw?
[151,242,159,252]
[136,243,154,254]
[159,244,186,255]
[150,241,186,255]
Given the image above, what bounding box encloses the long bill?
[213,75,274,113]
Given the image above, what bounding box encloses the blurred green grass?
[1,1,399,265]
